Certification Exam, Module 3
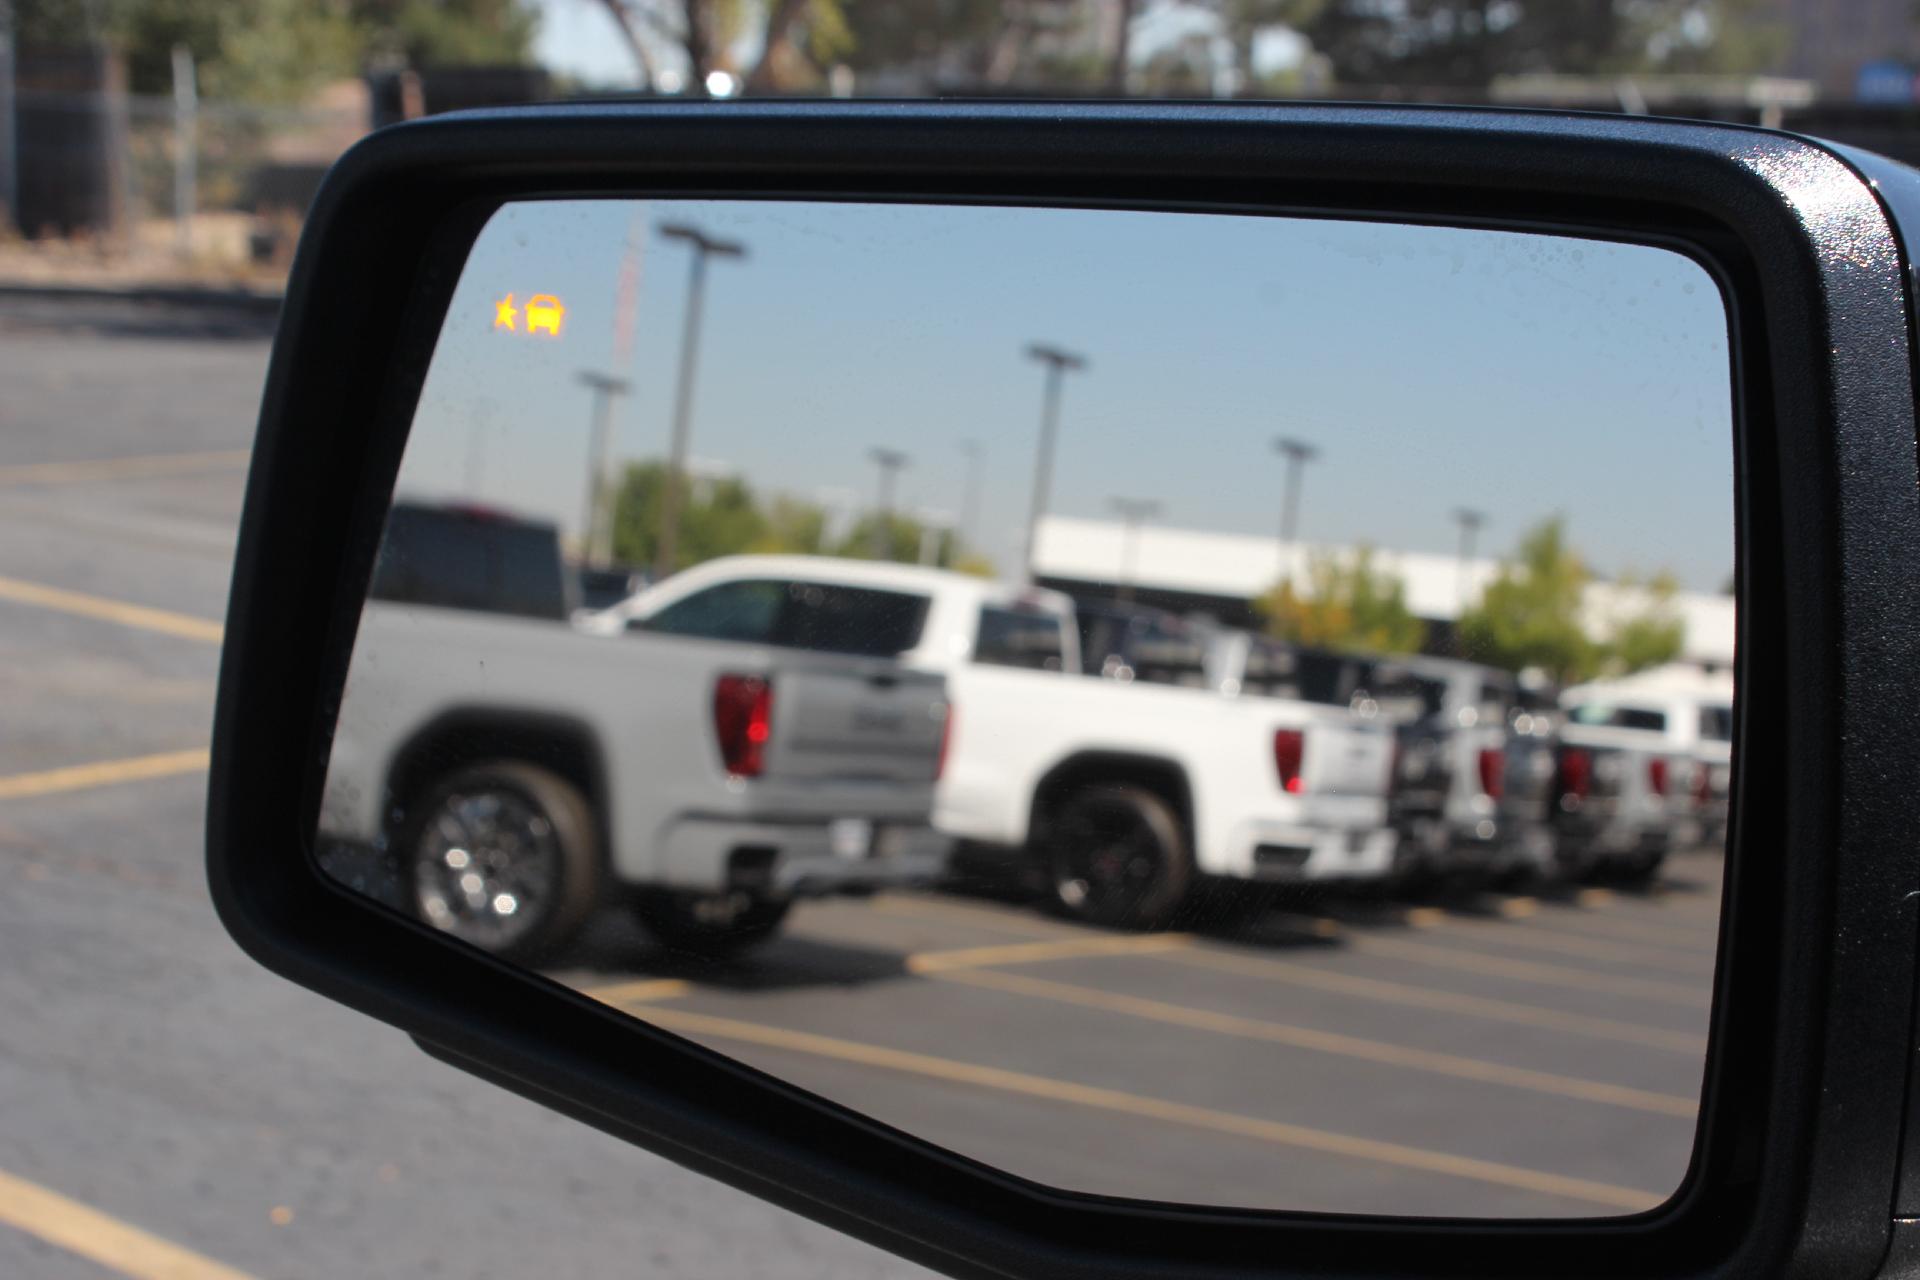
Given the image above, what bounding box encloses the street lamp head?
[658,222,748,260]
[1453,507,1488,530]
[576,369,632,394]
[1025,342,1088,372]
[1273,436,1319,463]
[869,447,910,470]
[1110,496,1162,522]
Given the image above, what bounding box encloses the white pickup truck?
[596,556,1398,928]
[320,503,950,960]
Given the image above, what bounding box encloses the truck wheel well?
[384,710,608,847]
[1030,754,1193,847]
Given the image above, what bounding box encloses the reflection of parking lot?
[560,853,1719,1219]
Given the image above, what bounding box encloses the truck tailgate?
[763,663,947,785]
[1304,718,1395,798]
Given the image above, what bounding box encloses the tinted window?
[1568,702,1669,732]
[644,580,784,642]
[1238,639,1302,698]
[1700,704,1733,741]
[774,583,930,657]
[977,607,1066,670]
[368,505,569,620]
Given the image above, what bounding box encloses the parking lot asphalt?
[0,297,1723,1276]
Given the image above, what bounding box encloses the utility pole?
[654,221,746,580]
[1110,496,1162,603]
[1022,343,1088,581]
[170,44,196,260]
[1452,507,1487,613]
[867,447,909,559]
[576,370,631,568]
[1273,435,1319,579]
[957,439,983,559]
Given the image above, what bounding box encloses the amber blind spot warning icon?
[493,293,565,337]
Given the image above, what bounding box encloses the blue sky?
[399,198,1734,589]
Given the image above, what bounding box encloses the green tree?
[1604,570,1686,674]
[745,495,829,554]
[832,512,948,564]
[1301,0,1784,90]
[1456,516,1598,683]
[609,461,768,572]
[590,0,854,93]
[1256,545,1427,654]
[13,0,535,102]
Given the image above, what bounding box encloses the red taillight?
[1648,757,1669,797]
[713,675,772,778]
[1559,747,1592,800]
[936,703,953,782]
[1693,762,1713,807]
[1477,747,1505,799]
[1274,729,1305,794]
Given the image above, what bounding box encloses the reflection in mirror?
[319,199,1733,1219]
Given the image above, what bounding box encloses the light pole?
[1022,343,1088,581]
[957,439,983,559]
[575,370,631,567]
[1110,496,1162,603]
[1273,435,1319,578]
[1452,507,1487,613]
[868,447,910,559]
[655,221,746,579]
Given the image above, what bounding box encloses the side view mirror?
[208,101,1920,1280]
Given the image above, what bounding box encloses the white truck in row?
[320,504,952,959]
[591,555,1399,929]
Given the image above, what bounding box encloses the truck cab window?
[643,579,784,642]
[976,607,1066,670]
[772,584,930,657]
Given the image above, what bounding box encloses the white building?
[1030,513,1735,671]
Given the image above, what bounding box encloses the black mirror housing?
[208,101,1920,1280]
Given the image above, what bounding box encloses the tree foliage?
[14,0,537,101]
[1256,545,1427,655]
[1456,516,1598,683]
[609,461,775,573]
[1300,0,1786,89]
[608,459,987,575]
[1604,570,1686,674]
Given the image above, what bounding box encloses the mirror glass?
[319,198,1733,1219]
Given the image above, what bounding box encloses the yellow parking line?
[932,967,1696,1116]
[641,1005,1662,1212]
[1427,917,1712,972]
[0,449,251,487]
[0,575,223,643]
[1349,935,1711,1008]
[584,978,691,1006]
[906,934,1192,974]
[0,748,210,800]
[0,1167,257,1280]
[873,893,1080,938]
[1162,948,1707,1054]
[1541,909,1722,951]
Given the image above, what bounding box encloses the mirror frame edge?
[203,100,1920,1280]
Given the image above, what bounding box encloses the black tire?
[635,890,793,956]
[1045,784,1193,929]
[399,761,600,962]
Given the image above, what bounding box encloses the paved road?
[0,298,935,1279]
[0,296,1725,1276]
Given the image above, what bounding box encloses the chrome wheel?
[411,787,559,952]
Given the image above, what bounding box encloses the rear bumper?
[1392,816,1557,878]
[1212,820,1398,883]
[1553,812,1671,870]
[653,816,952,896]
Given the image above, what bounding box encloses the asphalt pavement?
[0,297,936,1279]
[0,295,1724,1277]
